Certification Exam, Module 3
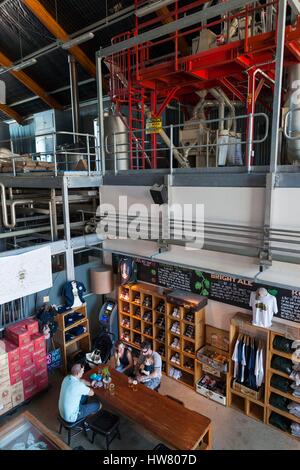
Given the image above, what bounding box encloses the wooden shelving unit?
[166,301,205,388]
[53,304,91,375]
[118,283,168,373]
[266,328,300,440]
[228,313,270,424]
[228,312,300,440]
[118,283,207,381]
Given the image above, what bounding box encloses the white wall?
[272,188,300,229]
[169,187,265,225]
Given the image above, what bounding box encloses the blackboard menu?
[112,253,300,324]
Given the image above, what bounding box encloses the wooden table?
[84,367,212,450]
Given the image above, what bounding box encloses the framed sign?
[47,348,62,371]
[146,117,162,134]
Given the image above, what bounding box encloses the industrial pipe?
[0,183,33,229]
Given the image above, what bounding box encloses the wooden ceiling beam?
[22,0,96,78]
[0,51,62,110]
[0,103,23,123]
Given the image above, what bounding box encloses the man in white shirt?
[59,363,101,423]
[249,288,278,328]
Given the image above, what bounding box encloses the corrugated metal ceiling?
[0,0,134,121]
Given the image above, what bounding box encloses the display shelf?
[269,367,291,380]
[118,283,206,389]
[270,348,293,360]
[269,387,300,404]
[268,405,300,425]
[248,401,265,422]
[53,304,91,375]
[230,388,265,407]
[166,298,205,388]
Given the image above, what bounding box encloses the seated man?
[59,363,101,423]
[134,341,162,390]
[113,340,134,376]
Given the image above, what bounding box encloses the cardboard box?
[35,368,48,381]
[9,359,21,375]
[0,380,11,406]
[19,353,33,368]
[5,326,30,347]
[9,369,22,386]
[196,345,228,373]
[23,374,36,389]
[19,340,34,358]
[196,376,227,406]
[21,364,36,380]
[34,356,47,372]
[0,365,9,382]
[31,333,46,352]
[32,349,46,363]
[0,339,19,363]
[18,318,39,336]
[0,401,12,416]
[36,376,48,391]
[11,384,24,407]
[0,351,8,368]
[206,325,229,353]
[24,384,37,400]
[11,380,24,394]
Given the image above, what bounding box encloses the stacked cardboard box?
[0,318,48,415]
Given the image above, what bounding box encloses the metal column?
[262,0,287,270]
[96,52,105,175]
[62,177,75,281]
[68,55,80,144]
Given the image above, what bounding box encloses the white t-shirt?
[249,292,278,328]
[58,375,90,422]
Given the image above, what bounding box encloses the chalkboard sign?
[112,253,300,324]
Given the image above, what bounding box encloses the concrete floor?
[1,371,300,450]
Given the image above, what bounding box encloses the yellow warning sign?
[146,117,162,134]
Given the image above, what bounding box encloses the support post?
[62,177,75,281]
[68,55,80,144]
[97,53,105,176]
[262,0,287,271]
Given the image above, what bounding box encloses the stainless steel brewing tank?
[104,113,129,171]
[286,64,300,163]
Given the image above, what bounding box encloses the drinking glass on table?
[109,383,115,396]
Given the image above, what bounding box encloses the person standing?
[59,363,101,423]
[135,341,162,390]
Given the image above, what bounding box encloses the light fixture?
[61,32,95,50]
[12,58,37,72]
[136,0,175,17]
[90,266,114,295]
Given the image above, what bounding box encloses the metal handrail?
[284,108,300,140]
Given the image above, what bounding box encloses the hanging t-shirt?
[249,292,278,328]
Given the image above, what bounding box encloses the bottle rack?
[118,283,168,373]
[166,302,205,389]
[118,283,207,383]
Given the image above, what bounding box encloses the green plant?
[102,367,111,379]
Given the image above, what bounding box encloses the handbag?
[86,349,102,366]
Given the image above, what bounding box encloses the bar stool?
[88,409,121,450]
[57,414,87,446]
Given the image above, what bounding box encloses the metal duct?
[286,64,300,162]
